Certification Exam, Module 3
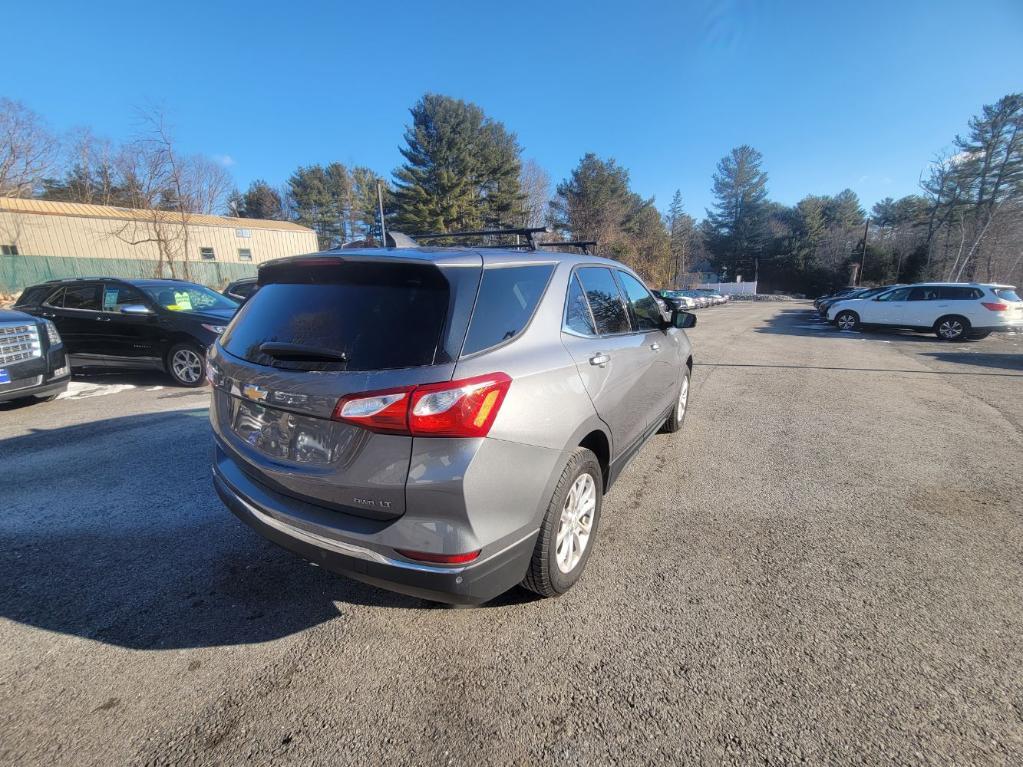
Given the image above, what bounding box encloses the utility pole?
[377,182,387,247]
[858,219,869,285]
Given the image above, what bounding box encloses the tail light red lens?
[981,302,1007,312]
[395,548,481,565]
[332,373,511,438]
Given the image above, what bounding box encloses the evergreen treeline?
[20,91,1023,292]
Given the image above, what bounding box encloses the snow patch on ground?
[58,382,138,400]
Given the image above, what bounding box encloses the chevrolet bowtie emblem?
[242,384,269,402]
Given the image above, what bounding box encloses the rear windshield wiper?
[258,342,348,363]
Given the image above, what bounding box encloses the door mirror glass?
[672,310,697,329]
[120,304,154,315]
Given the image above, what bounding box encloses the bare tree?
[519,159,551,230]
[110,108,234,278]
[0,98,58,198]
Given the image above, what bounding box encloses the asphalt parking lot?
[1,302,1021,766]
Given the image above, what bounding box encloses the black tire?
[522,447,603,598]
[166,342,207,387]
[835,310,860,331]
[934,315,970,341]
[34,393,60,402]
[967,330,991,341]
[660,365,691,434]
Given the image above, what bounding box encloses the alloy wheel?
[556,473,596,574]
[172,348,203,384]
[677,376,689,423]
[938,319,964,340]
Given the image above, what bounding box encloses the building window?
[199,247,216,260]
[238,248,252,262]
[236,228,252,238]
[1,244,18,256]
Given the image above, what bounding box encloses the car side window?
[564,273,597,336]
[61,284,102,311]
[461,264,555,356]
[909,286,939,301]
[43,287,65,308]
[616,271,662,331]
[939,286,982,300]
[877,287,911,302]
[102,285,147,312]
[576,267,631,335]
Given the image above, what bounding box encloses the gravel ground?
[1,302,1021,766]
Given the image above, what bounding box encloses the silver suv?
[209,246,695,604]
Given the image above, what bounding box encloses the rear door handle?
[41,312,55,318]
[650,343,660,351]
[589,353,610,367]
[96,316,111,322]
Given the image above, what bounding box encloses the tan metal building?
[0,197,318,264]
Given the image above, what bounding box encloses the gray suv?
[209,246,695,604]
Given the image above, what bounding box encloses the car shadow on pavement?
[0,408,524,650]
[920,351,1023,372]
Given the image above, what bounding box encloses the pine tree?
[235,179,284,220]
[665,190,695,285]
[393,94,523,234]
[288,165,341,249]
[705,145,769,275]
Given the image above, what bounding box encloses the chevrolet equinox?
[209,246,695,604]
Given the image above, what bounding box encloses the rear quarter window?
[461,264,555,356]
[993,288,1021,302]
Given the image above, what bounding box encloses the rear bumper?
[213,463,537,605]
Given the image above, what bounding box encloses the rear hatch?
[209,253,481,520]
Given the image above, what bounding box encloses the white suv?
[828,283,1023,340]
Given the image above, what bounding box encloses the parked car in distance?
[655,289,698,310]
[828,283,1023,340]
[223,277,259,303]
[814,287,859,310]
[0,308,71,405]
[695,289,728,305]
[817,285,902,317]
[15,277,239,386]
[209,247,696,605]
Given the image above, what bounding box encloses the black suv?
[15,278,239,387]
[0,309,71,405]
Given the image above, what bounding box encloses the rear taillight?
[981,302,1007,312]
[395,548,481,565]
[333,386,415,434]
[332,373,511,438]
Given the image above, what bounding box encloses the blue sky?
[6,0,1022,219]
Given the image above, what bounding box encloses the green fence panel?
[0,255,258,295]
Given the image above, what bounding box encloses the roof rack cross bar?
[538,240,597,255]
[414,227,551,251]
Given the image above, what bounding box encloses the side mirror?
[121,304,154,315]
[671,310,697,329]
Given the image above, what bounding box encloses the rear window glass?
[223,261,472,372]
[461,265,554,356]
[576,267,630,335]
[993,288,1020,302]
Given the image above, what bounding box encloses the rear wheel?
[660,366,691,434]
[935,315,969,341]
[835,310,859,331]
[522,448,603,598]
[167,342,206,387]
